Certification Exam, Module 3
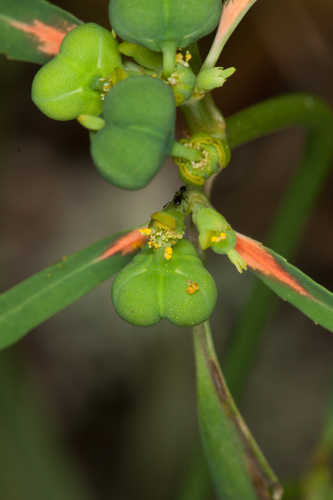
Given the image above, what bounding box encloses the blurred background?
[1,0,333,498]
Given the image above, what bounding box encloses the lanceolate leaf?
[236,233,333,332]
[0,233,133,350]
[193,321,282,500]
[0,0,81,64]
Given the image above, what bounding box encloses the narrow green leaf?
[0,233,132,350]
[236,233,333,332]
[0,0,81,64]
[225,92,333,400]
[193,321,282,500]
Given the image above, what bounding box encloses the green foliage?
[0,1,332,498]
[112,239,217,326]
[0,233,132,350]
[193,322,259,500]
[0,0,81,64]
[91,75,176,189]
[252,245,333,333]
[31,23,121,120]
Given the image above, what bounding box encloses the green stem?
[193,321,282,500]
[171,141,202,162]
[182,94,226,139]
[224,93,333,400]
[161,40,177,77]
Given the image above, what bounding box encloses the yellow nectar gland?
[211,232,227,243]
[164,246,173,260]
[175,50,191,67]
[139,227,152,236]
[148,240,160,249]
[185,51,192,63]
[186,280,199,295]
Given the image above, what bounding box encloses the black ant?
[173,185,187,206]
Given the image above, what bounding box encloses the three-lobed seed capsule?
[112,239,218,327]
[32,23,121,121]
[90,75,176,190]
[109,0,222,75]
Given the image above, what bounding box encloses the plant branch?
[182,94,226,139]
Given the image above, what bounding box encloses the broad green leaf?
[193,321,282,500]
[0,0,81,64]
[0,233,132,350]
[236,233,333,332]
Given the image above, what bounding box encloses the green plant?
[0,1,333,499]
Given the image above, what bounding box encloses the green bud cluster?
[28,2,241,327]
[31,4,232,193]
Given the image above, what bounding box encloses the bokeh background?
[1,0,333,498]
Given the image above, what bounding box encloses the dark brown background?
[1,1,333,498]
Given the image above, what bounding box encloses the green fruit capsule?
[112,239,217,327]
[109,0,222,75]
[31,23,121,121]
[91,75,176,190]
